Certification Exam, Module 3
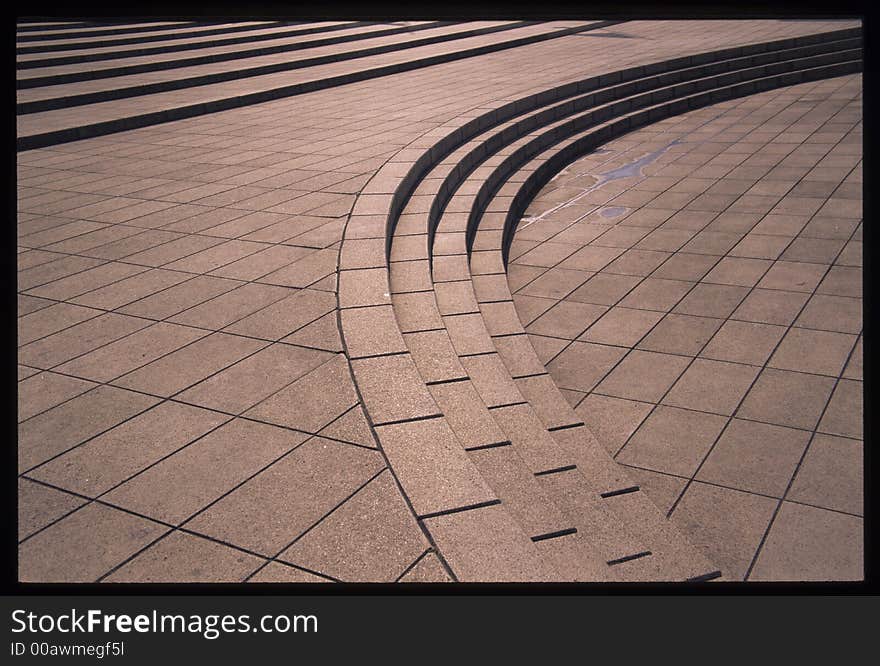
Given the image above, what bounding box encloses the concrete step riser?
[373,30,860,581]
[18,21,620,151]
[16,21,227,42]
[17,22,534,112]
[16,22,375,69]
[385,26,861,254]
[501,59,862,260]
[438,42,863,252]
[471,51,863,254]
[17,22,460,89]
[16,21,291,53]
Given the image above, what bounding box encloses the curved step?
[394,132,672,578]
[458,64,861,580]
[388,166,619,581]
[340,26,861,582]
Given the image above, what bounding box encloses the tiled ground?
[17,19,861,583]
[509,74,862,581]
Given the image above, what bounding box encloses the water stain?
[521,138,681,228]
[599,206,627,219]
[519,109,730,230]
[597,138,683,183]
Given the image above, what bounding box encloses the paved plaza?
[16,18,863,582]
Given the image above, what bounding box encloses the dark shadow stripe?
[17,21,459,89]
[417,499,502,521]
[16,21,378,68]
[608,551,652,566]
[531,527,577,542]
[600,486,641,498]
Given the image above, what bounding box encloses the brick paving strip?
[17,19,860,582]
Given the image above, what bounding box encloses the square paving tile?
[18,478,85,541]
[54,322,208,383]
[816,265,861,298]
[749,502,862,581]
[731,288,810,325]
[696,419,810,497]
[248,562,329,583]
[19,386,160,473]
[617,278,693,312]
[103,418,305,525]
[788,433,862,515]
[579,307,663,347]
[617,405,727,477]
[18,302,103,347]
[119,275,241,320]
[225,287,336,341]
[30,401,228,497]
[670,482,777,581]
[729,233,790,259]
[526,300,607,340]
[557,245,624,272]
[186,436,384,555]
[737,368,835,430]
[818,379,862,440]
[651,253,718,281]
[596,349,690,403]
[167,282,290,330]
[672,283,749,318]
[843,336,862,380]
[574,394,653,455]
[757,261,827,292]
[105,531,263,583]
[178,344,332,415]
[546,341,626,393]
[112,332,266,397]
[517,267,591,299]
[637,313,722,356]
[702,256,772,287]
[245,354,358,432]
[279,471,428,582]
[795,294,861,334]
[19,503,167,582]
[663,358,759,416]
[18,371,97,422]
[18,312,152,369]
[700,319,787,366]
[567,272,642,305]
[768,328,857,377]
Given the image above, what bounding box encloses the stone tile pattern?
[17,19,858,583]
[509,75,862,581]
